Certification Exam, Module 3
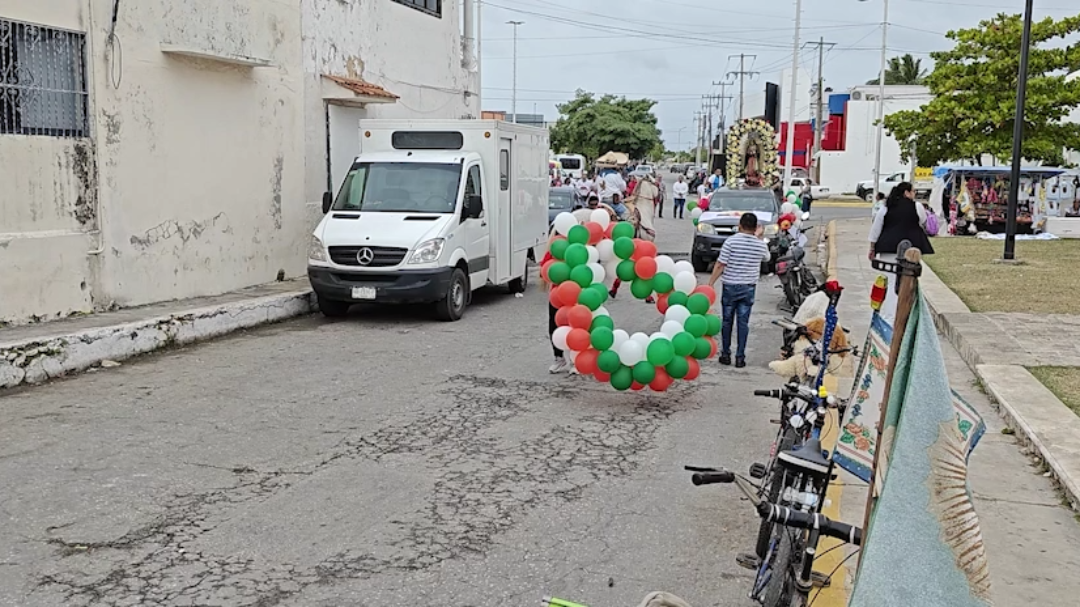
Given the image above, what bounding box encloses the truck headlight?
[409,238,445,264]
[764,223,779,237]
[308,236,327,262]
[697,223,716,235]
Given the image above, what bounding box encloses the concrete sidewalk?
[1,279,314,389]
[827,219,1080,606]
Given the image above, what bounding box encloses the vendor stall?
[933,166,1066,235]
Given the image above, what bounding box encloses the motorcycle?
[770,227,817,311]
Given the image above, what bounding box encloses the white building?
[817,85,932,195]
[0,0,478,325]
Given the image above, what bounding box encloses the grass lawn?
[1028,367,1080,417]
[924,238,1080,314]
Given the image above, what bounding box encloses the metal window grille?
[0,19,89,138]
[391,0,442,18]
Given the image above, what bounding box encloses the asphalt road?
[0,192,806,606]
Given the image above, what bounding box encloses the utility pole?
[806,37,835,182]
[506,20,524,123]
[727,54,759,121]
[782,0,803,189]
[1004,0,1034,261]
[693,111,704,168]
[711,81,735,142]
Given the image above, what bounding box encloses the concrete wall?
[0,0,474,325]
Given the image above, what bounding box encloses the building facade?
[0,0,477,325]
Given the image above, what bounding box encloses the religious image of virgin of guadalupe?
[744,141,762,186]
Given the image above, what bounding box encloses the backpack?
[924,210,940,236]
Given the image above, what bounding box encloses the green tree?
[549,90,663,161]
[883,13,1080,167]
[866,54,929,85]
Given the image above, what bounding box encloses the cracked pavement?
[0,213,792,607]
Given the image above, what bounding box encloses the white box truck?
[307,120,549,321]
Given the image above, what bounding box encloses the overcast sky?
[478,0,1078,150]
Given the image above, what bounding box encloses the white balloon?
[691,207,703,219]
[661,320,684,338]
[618,341,645,366]
[552,326,572,351]
[655,255,677,275]
[567,349,578,362]
[631,332,651,349]
[666,304,691,325]
[590,209,612,229]
[649,332,668,343]
[587,262,606,284]
[586,245,600,264]
[612,329,630,350]
[593,305,610,318]
[674,260,696,275]
[596,239,616,262]
[674,271,697,294]
[553,212,577,236]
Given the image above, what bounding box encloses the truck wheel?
[691,254,710,273]
[864,191,875,203]
[318,296,351,318]
[507,266,528,294]
[435,268,468,321]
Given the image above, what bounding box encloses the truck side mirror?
[321,191,333,214]
[467,194,484,218]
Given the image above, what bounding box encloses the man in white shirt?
[672,175,690,219]
[708,212,771,368]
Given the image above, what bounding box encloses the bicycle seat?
[777,437,830,476]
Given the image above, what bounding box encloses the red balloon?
[685,357,701,380]
[554,306,570,327]
[692,284,718,305]
[556,282,582,308]
[548,287,564,307]
[575,348,599,374]
[541,260,554,282]
[649,368,673,392]
[656,292,670,314]
[603,223,615,239]
[566,328,591,351]
[568,304,593,330]
[594,369,611,382]
[635,257,658,280]
[631,381,645,391]
[637,240,658,258]
[630,238,645,261]
[585,222,604,245]
[707,336,718,358]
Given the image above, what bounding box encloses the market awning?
[321,75,399,106]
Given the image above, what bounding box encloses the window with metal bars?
[0,19,89,137]
[391,0,441,18]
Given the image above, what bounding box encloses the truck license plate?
[351,286,376,300]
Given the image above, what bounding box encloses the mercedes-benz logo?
[356,247,375,265]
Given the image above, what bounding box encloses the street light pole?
[1004,0,1035,261]
[782,0,803,188]
[507,20,523,123]
[861,0,890,203]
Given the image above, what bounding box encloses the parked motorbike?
[770,227,817,311]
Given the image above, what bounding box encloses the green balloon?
[693,218,699,226]
[570,264,594,288]
[786,190,796,198]
[548,261,571,284]
[687,293,711,315]
[685,314,708,338]
[652,272,674,294]
[672,332,696,357]
[646,338,675,366]
[793,197,803,209]
[611,365,634,391]
[598,349,622,373]
[579,287,603,311]
[590,283,610,304]
[616,259,638,282]
[591,315,615,331]
[687,200,698,211]
[693,337,712,359]
[666,356,690,379]
[630,277,654,299]
[632,361,656,384]
[564,243,588,267]
[591,326,615,351]
[567,224,589,245]
[550,239,569,260]
[668,291,689,307]
[705,314,722,336]
[613,236,636,260]
[612,221,636,240]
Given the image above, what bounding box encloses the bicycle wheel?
[762,529,805,607]
[754,428,799,559]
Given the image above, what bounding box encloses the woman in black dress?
[868,182,933,322]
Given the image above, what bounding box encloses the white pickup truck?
[787,177,830,200]
[856,169,933,204]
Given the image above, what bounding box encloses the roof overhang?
[321,75,399,107]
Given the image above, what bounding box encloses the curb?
[920,263,1080,512]
[0,290,315,390]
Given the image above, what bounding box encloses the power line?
[727,54,760,121]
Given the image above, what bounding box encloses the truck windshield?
[332,162,463,213]
[711,195,776,213]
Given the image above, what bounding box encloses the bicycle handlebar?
[753,389,779,398]
[756,501,862,546]
[691,470,736,486]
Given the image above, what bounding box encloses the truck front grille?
[328,246,408,267]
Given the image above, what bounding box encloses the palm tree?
[866,54,928,85]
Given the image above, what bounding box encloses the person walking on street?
[672,175,689,218]
[868,181,934,323]
[540,230,569,373]
[708,213,770,368]
[656,174,666,218]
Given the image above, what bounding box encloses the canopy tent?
[595,151,630,168]
[932,165,1067,179]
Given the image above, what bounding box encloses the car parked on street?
[787,177,830,200]
[548,186,578,228]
